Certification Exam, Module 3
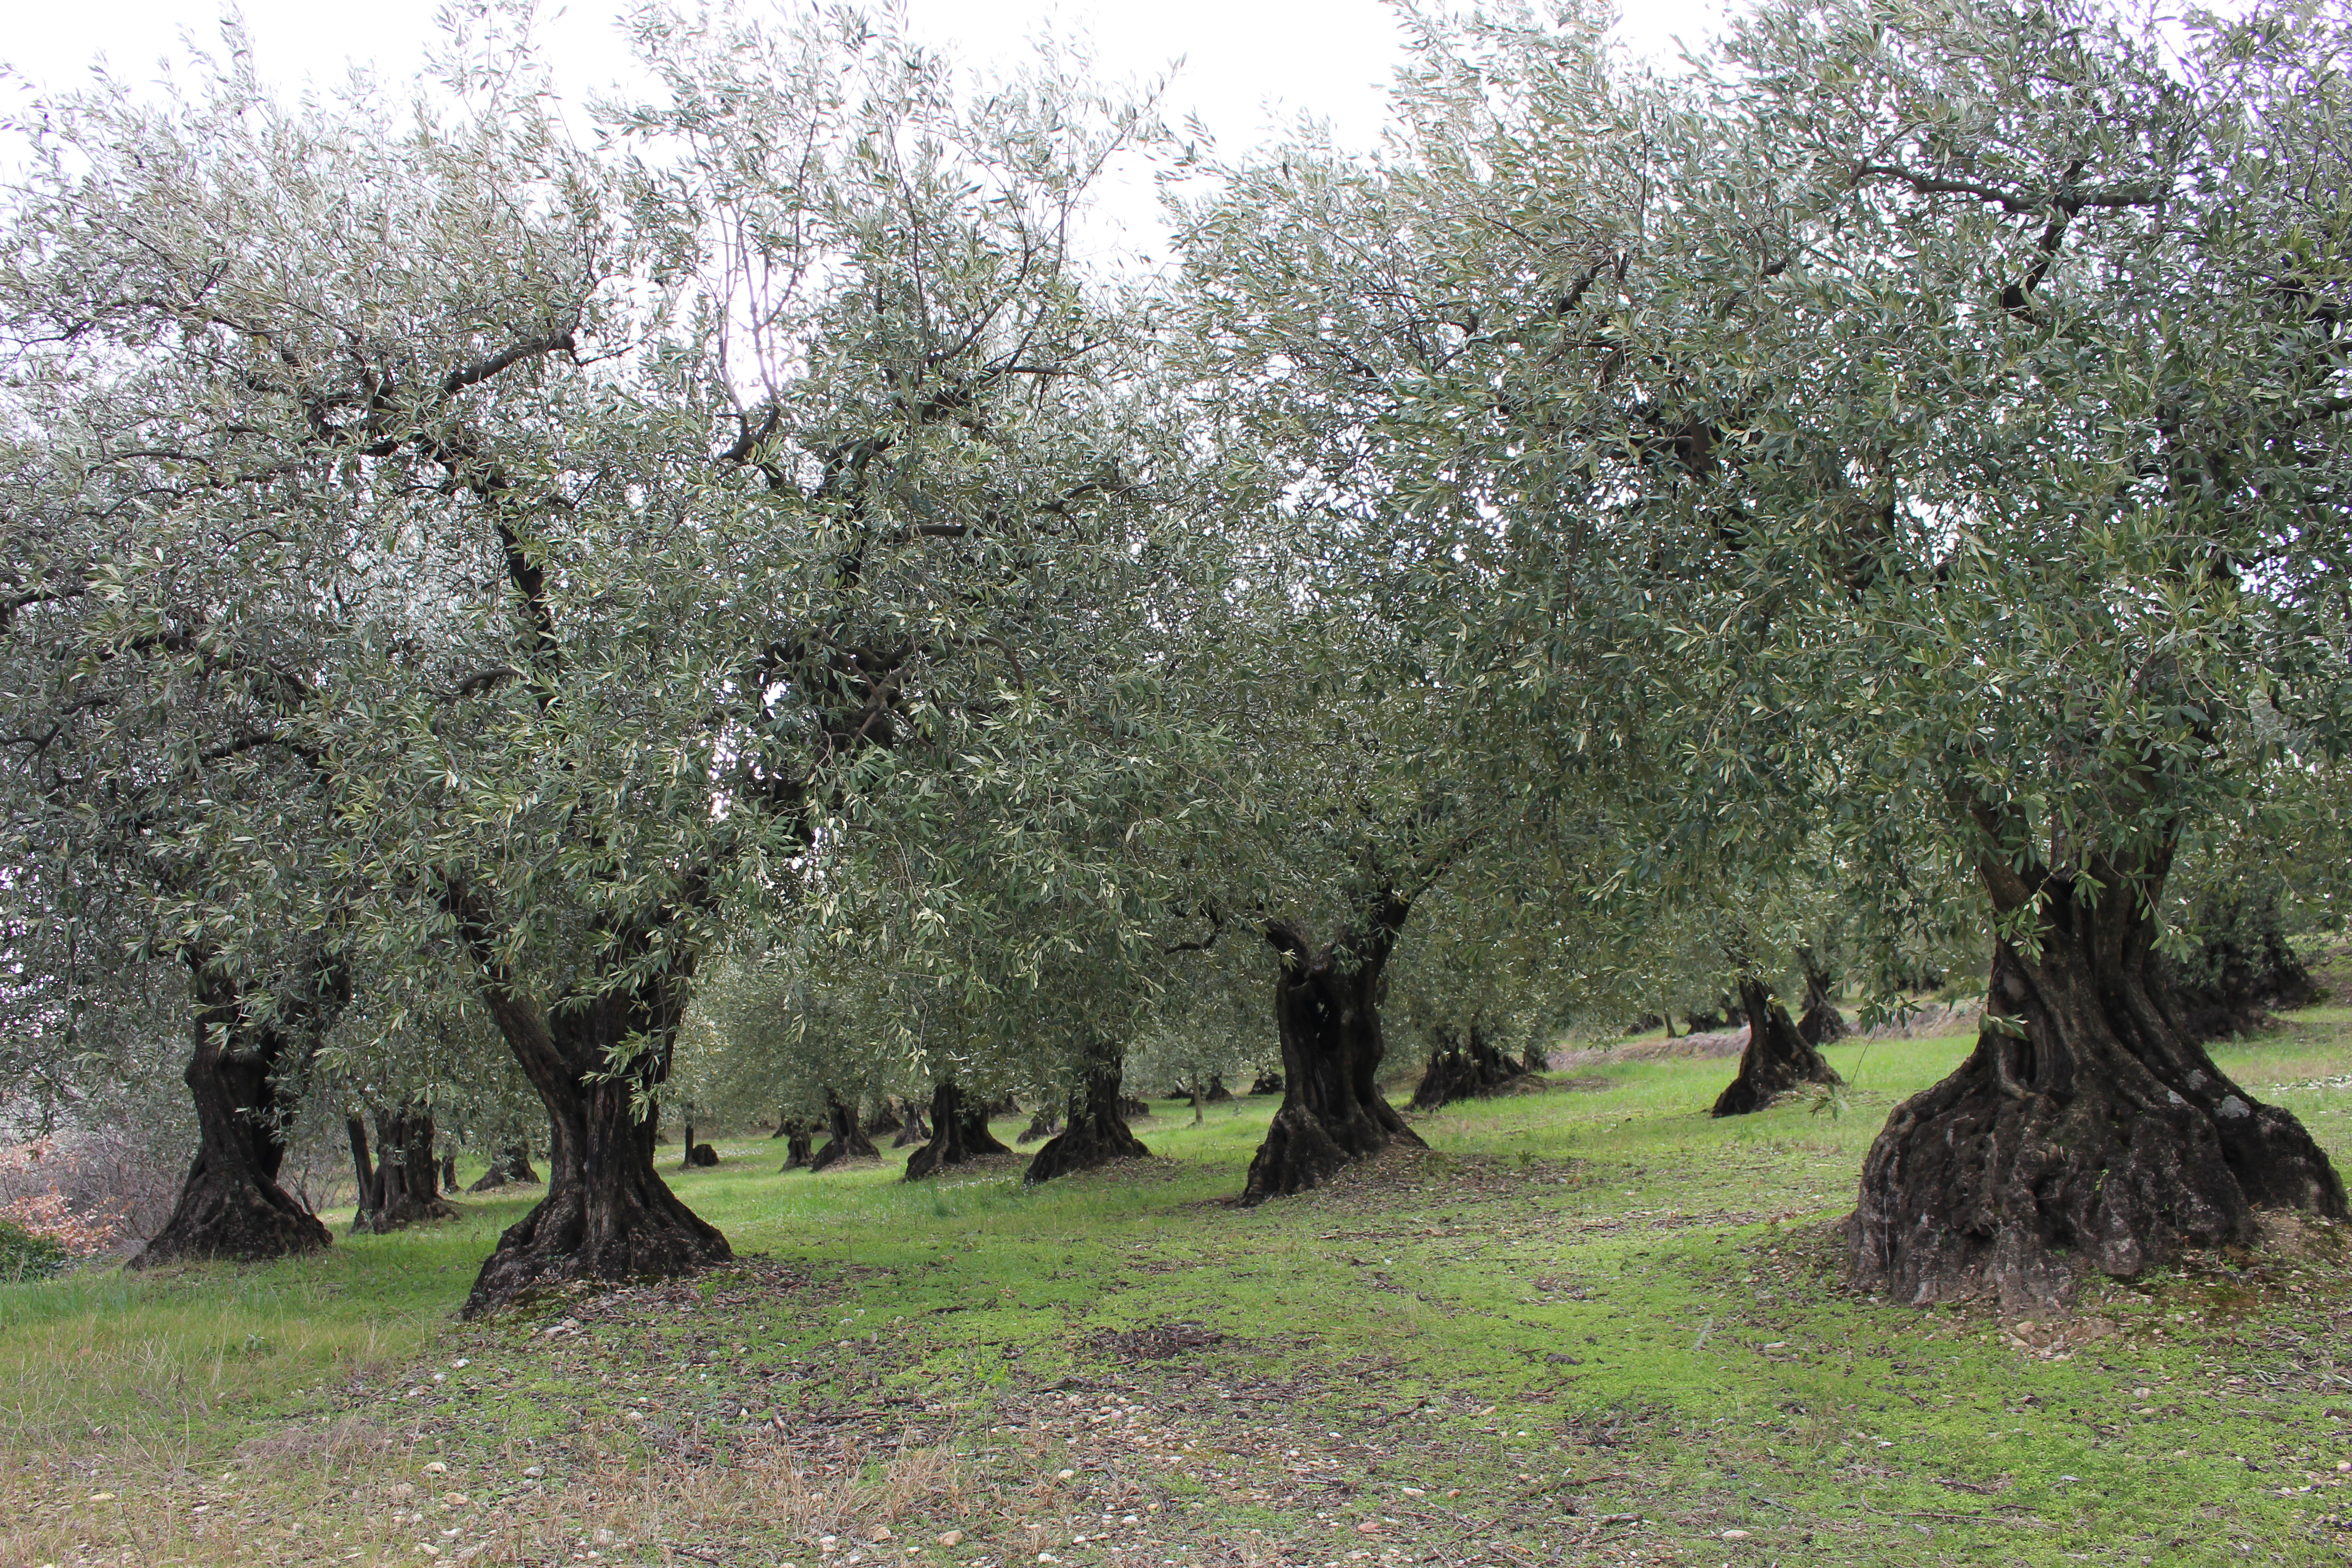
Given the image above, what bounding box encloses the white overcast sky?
[1,1,1731,260]
[3,1,1731,141]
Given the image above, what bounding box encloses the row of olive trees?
[1196,0,2352,1307]
[6,0,2351,1319]
[0,4,1239,1311]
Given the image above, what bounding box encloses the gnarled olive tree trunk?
[1026,1040,1149,1184]
[1713,977,1842,1117]
[809,1089,879,1171]
[1850,846,2347,1310]
[348,1101,456,1233]
[904,1081,1012,1180]
[450,892,729,1316]
[468,1139,540,1191]
[134,951,334,1268]
[1409,1024,1527,1110]
[1243,895,1425,1205]
[1797,948,1848,1046]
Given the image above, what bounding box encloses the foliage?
[0,1218,70,1282]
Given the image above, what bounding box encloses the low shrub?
[0,1219,69,1282]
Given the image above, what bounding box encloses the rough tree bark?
[1850,841,2348,1310]
[891,1100,930,1148]
[1015,1106,1063,1144]
[1409,1024,1528,1110]
[903,1081,1012,1180]
[448,889,730,1316]
[349,1102,456,1233]
[1243,895,1426,1205]
[1025,1041,1150,1184]
[1712,978,1843,1117]
[134,951,335,1268]
[809,1090,880,1171]
[868,1098,905,1136]
[1798,949,1849,1046]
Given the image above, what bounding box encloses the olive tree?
[1387,0,2352,1305]
[0,29,595,1264]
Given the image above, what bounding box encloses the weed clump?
[0,1219,69,1281]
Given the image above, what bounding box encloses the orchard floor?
[9,1017,2352,1568]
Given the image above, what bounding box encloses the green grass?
[8,1018,2352,1567]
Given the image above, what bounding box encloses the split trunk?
[904,1082,1012,1180]
[1797,951,1848,1046]
[1243,896,1425,1205]
[1409,1025,1527,1110]
[809,1090,879,1171]
[1712,978,1842,1117]
[348,1102,456,1233]
[469,1140,540,1191]
[1025,1044,1149,1184]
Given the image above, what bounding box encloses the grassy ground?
[7,1010,2352,1568]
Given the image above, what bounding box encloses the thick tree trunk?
[1204,1073,1233,1104]
[1850,852,2348,1310]
[469,1140,540,1191]
[891,1100,930,1148]
[134,954,333,1268]
[1409,1025,1528,1109]
[351,1102,456,1233]
[1713,978,1842,1117]
[809,1090,880,1171]
[448,891,730,1316]
[1015,1106,1063,1144]
[1798,950,1848,1046]
[868,1098,905,1136]
[1026,1044,1149,1184]
[1248,1073,1284,1096]
[779,1121,814,1170]
[1243,896,1426,1205]
[771,1110,792,1138]
[903,1081,1012,1180]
